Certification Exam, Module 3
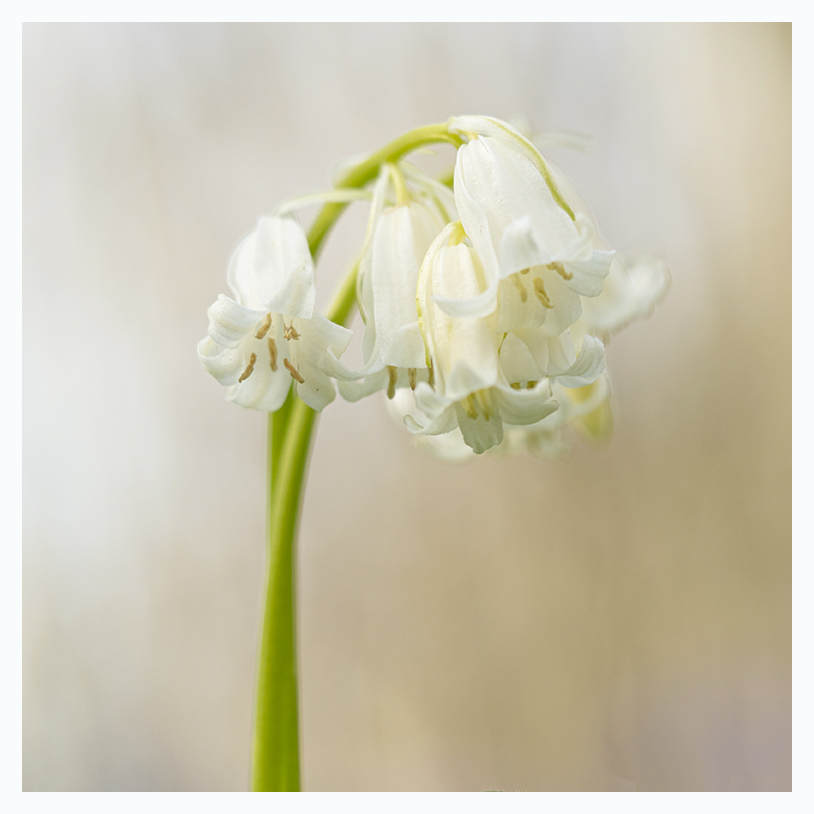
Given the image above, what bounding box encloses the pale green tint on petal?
[449,115,576,220]
[454,136,581,280]
[400,162,458,224]
[454,402,504,454]
[425,243,499,402]
[430,194,499,320]
[207,294,267,349]
[353,167,391,372]
[495,275,547,333]
[371,204,435,369]
[498,332,542,384]
[582,255,671,334]
[495,379,559,426]
[197,336,244,386]
[548,162,610,250]
[539,273,583,337]
[556,373,611,419]
[556,335,606,388]
[514,328,577,377]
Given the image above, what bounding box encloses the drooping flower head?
[198,116,669,457]
[198,215,356,412]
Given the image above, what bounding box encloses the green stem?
[253,399,314,791]
[251,265,360,792]
[252,122,447,792]
[307,123,461,258]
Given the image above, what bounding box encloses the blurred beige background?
[23,23,791,791]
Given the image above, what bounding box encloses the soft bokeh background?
[23,23,791,791]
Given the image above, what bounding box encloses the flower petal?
[413,381,454,419]
[424,242,499,402]
[498,331,541,384]
[403,406,459,437]
[539,273,583,337]
[582,255,671,334]
[255,216,316,319]
[226,335,292,412]
[226,217,315,318]
[559,249,614,298]
[292,311,358,382]
[556,335,606,388]
[495,379,559,426]
[514,328,577,377]
[371,204,435,369]
[197,336,244,386]
[454,136,583,279]
[430,201,499,320]
[454,402,504,454]
[294,360,336,412]
[337,369,389,402]
[206,294,267,349]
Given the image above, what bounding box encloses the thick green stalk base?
[251,397,316,791]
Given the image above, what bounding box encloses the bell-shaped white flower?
[198,215,355,412]
[394,372,613,461]
[401,222,562,454]
[496,251,613,339]
[438,115,611,319]
[371,200,448,370]
[339,164,455,403]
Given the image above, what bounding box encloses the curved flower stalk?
[196,116,668,791]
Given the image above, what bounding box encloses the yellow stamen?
[427,361,435,390]
[238,353,257,383]
[527,380,537,390]
[268,338,278,372]
[408,368,417,390]
[533,276,552,308]
[387,366,398,399]
[521,267,531,275]
[254,313,272,339]
[284,323,301,341]
[511,273,528,303]
[283,358,304,383]
[547,261,573,281]
[510,382,521,390]
[464,395,478,419]
[474,389,494,420]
